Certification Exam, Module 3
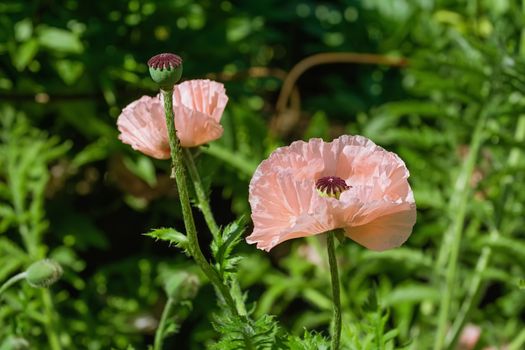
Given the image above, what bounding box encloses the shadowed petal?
[344,205,416,251]
[117,79,228,158]
[117,96,171,159]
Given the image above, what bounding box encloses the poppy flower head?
[148,53,183,88]
[147,53,182,70]
[117,79,228,159]
[246,135,416,251]
[316,176,351,199]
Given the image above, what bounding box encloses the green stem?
[182,148,220,238]
[161,89,237,314]
[153,297,175,350]
[433,107,489,350]
[326,231,342,350]
[41,289,62,350]
[0,272,27,298]
[444,111,525,349]
[443,228,494,348]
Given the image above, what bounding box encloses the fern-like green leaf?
[144,228,190,256]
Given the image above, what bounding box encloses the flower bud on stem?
[158,86,236,312]
[26,259,63,288]
[148,55,238,341]
[0,259,63,298]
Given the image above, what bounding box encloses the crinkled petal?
[246,134,416,251]
[167,79,228,147]
[173,105,223,147]
[172,79,228,123]
[344,204,416,251]
[247,174,335,251]
[117,79,229,157]
[117,96,171,159]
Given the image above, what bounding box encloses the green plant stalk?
[161,89,237,314]
[153,297,175,350]
[444,113,525,349]
[7,156,62,350]
[433,107,489,350]
[444,227,494,348]
[0,272,27,297]
[326,231,342,350]
[182,148,220,238]
[42,289,62,350]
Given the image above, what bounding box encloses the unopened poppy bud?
[164,271,200,301]
[0,336,30,350]
[25,259,63,288]
[148,53,183,90]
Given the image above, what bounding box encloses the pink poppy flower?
[246,135,416,251]
[117,79,228,159]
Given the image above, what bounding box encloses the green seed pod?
[25,259,63,288]
[148,53,183,90]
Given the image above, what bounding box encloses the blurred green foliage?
[1,0,525,349]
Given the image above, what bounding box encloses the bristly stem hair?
[326,230,342,350]
[182,148,220,238]
[161,88,237,314]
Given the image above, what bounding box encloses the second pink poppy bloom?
[117,79,228,159]
[246,135,416,251]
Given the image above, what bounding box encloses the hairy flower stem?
[161,89,237,314]
[182,148,220,238]
[153,297,174,350]
[0,272,27,298]
[326,231,342,350]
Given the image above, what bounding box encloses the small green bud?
[25,259,63,288]
[147,53,183,90]
[164,271,200,301]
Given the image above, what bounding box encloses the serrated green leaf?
[145,228,189,254]
[212,216,247,278]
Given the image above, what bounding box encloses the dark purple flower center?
[315,176,350,198]
[147,53,183,70]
